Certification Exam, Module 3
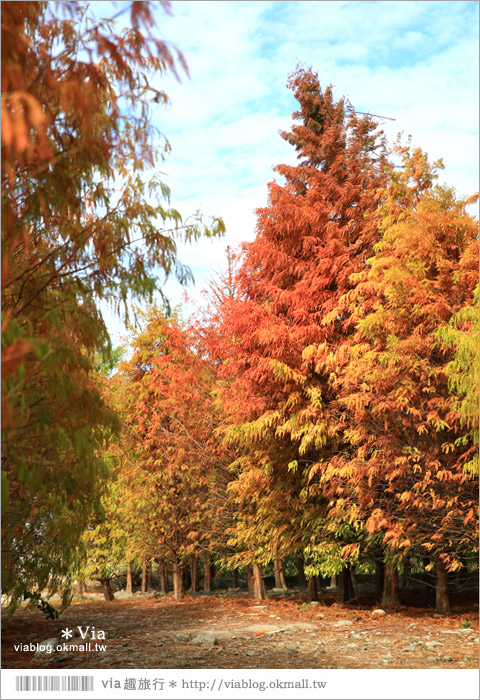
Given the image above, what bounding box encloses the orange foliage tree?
[320,144,479,612]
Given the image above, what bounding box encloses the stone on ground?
[190,633,217,646]
[332,620,355,627]
[176,632,190,641]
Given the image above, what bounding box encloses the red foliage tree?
[117,308,230,599]
[210,67,389,597]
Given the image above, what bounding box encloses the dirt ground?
[2,590,478,670]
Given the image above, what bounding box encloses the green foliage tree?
[436,284,479,477]
[1,1,224,610]
[81,474,127,601]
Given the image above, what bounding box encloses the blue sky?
[100,0,479,341]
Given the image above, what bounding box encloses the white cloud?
[100,0,479,342]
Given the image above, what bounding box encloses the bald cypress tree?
[212,67,389,596]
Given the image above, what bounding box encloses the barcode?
[15,676,94,691]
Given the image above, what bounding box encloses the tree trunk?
[204,555,212,592]
[141,561,148,593]
[232,569,239,588]
[159,561,168,594]
[338,566,355,603]
[330,574,337,588]
[375,560,385,597]
[274,554,287,589]
[173,559,184,600]
[435,557,451,615]
[307,576,318,602]
[147,562,152,591]
[126,561,133,594]
[247,564,255,597]
[191,554,199,593]
[381,561,399,607]
[251,563,268,601]
[296,557,307,587]
[100,577,115,601]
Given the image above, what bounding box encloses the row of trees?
[83,68,478,615]
[2,2,477,617]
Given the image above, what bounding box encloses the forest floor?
[2,589,478,670]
